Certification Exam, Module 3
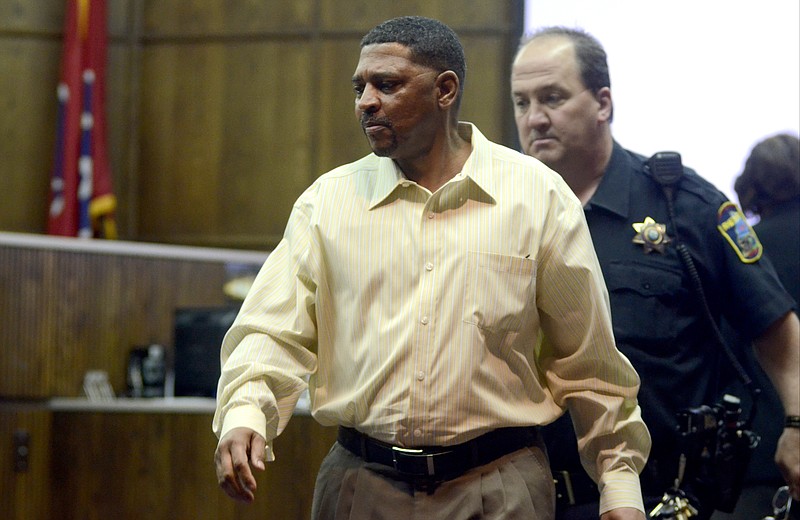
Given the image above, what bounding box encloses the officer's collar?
[584,141,633,219]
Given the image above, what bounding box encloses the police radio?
[648,151,684,189]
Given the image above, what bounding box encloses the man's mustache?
[361,115,393,129]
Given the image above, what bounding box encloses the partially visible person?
[213,16,651,520]
[714,133,800,520]
[511,27,800,520]
[736,133,800,306]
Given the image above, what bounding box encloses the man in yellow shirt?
[214,16,651,520]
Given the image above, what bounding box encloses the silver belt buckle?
[392,446,436,476]
[555,470,576,505]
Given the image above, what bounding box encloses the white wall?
[524,0,800,202]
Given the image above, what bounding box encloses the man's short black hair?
[361,16,466,99]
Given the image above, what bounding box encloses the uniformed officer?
[510,26,800,519]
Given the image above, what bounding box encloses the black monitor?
[173,306,240,397]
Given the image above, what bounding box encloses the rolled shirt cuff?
[219,404,274,462]
[598,468,645,516]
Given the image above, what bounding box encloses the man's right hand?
[215,427,267,503]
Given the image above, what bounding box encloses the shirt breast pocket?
[604,260,685,344]
[462,251,536,332]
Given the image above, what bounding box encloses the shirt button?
[414,429,423,437]
[427,212,435,219]
[425,262,433,271]
[421,316,429,325]
[416,371,425,381]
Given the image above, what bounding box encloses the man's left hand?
[776,426,800,500]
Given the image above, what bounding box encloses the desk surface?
[48,395,312,415]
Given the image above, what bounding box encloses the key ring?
[762,486,792,520]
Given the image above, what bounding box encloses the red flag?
[48,0,117,239]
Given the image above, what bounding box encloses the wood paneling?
[317,39,371,174]
[0,407,52,520]
[142,0,315,37]
[108,0,134,39]
[106,41,138,236]
[0,0,523,249]
[137,40,315,247]
[459,36,509,143]
[319,0,512,32]
[0,239,262,398]
[0,236,271,518]
[51,412,337,520]
[0,2,63,33]
[0,38,60,232]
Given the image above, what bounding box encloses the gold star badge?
[632,216,671,254]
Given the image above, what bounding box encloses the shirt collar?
[585,140,632,218]
[368,122,496,209]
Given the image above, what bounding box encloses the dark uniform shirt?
[542,142,795,500]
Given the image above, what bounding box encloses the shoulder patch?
[716,201,762,263]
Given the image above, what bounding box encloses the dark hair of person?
[734,133,800,216]
[361,16,466,104]
[520,26,613,121]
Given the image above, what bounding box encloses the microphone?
[647,151,683,189]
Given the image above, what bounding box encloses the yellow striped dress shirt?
[213,123,651,513]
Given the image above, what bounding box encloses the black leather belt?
[337,426,539,481]
[552,469,599,507]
